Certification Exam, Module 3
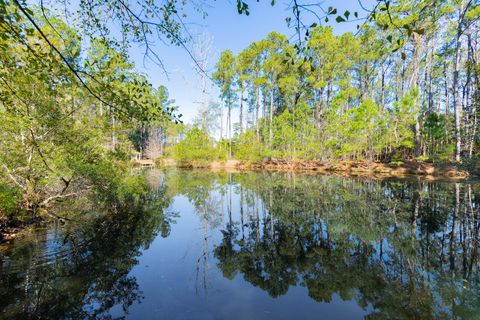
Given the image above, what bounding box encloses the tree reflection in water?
[208,172,480,319]
[1,170,480,319]
[0,171,174,319]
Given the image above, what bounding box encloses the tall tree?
[213,50,236,158]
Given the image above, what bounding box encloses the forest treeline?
[172,0,480,166]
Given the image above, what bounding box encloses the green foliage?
[207,21,444,163]
[0,0,477,218]
[391,92,417,149]
[215,139,230,161]
[0,7,175,221]
[268,104,318,159]
[172,128,217,166]
[0,184,21,218]
[116,174,150,204]
[206,2,480,164]
[324,99,388,160]
[235,131,265,161]
[213,50,236,106]
[424,113,447,141]
[423,113,453,161]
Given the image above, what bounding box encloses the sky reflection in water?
[1,170,480,319]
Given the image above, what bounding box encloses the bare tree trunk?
[410,33,422,157]
[381,60,386,107]
[228,99,232,158]
[453,33,463,161]
[200,70,207,131]
[255,86,260,140]
[453,6,464,162]
[220,102,224,140]
[427,37,435,113]
[111,112,117,148]
[444,59,450,115]
[269,87,274,147]
[262,88,267,119]
[239,86,244,135]
[192,32,213,132]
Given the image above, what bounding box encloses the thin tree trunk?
[255,86,260,140]
[453,28,463,161]
[269,87,274,147]
[228,99,232,158]
[410,33,422,157]
[239,86,244,135]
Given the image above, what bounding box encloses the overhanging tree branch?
[13,0,119,114]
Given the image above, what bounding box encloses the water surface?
[1,170,480,319]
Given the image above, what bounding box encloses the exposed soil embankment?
[210,160,469,179]
[165,158,470,178]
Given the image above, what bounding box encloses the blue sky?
[128,0,373,124]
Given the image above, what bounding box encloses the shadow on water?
[1,169,480,319]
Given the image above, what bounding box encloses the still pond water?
[1,170,480,319]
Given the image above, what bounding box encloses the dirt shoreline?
[188,159,471,179]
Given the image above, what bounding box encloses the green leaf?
[328,7,337,15]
